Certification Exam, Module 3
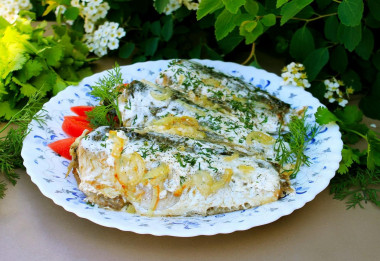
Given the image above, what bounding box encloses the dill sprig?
[275,112,320,178]
[330,166,380,209]
[0,92,46,198]
[87,64,124,128]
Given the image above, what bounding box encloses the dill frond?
[0,91,46,198]
[330,167,380,209]
[88,64,124,128]
[275,112,320,178]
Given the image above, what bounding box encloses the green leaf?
[41,45,64,67]
[12,77,38,97]
[204,45,222,60]
[276,0,289,8]
[197,0,224,20]
[372,51,380,71]
[338,0,364,27]
[189,45,202,59]
[18,10,36,20]
[16,59,44,83]
[217,29,244,54]
[280,0,313,26]
[245,0,259,16]
[371,72,380,97]
[335,105,363,125]
[240,20,263,44]
[355,27,374,61]
[309,81,326,101]
[243,21,257,32]
[367,130,380,170]
[61,0,71,5]
[161,17,173,41]
[53,76,67,95]
[342,70,362,92]
[303,48,329,81]
[330,45,348,73]
[233,13,253,26]
[30,71,56,96]
[315,106,339,125]
[215,9,236,41]
[359,95,380,120]
[337,23,362,52]
[144,37,160,56]
[324,16,339,42]
[338,147,360,174]
[249,60,262,69]
[222,0,245,14]
[150,21,161,36]
[119,42,135,59]
[366,13,380,29]
[316,0,331,10]
[64,6,80,20]
[0,16,10,29]
[261,14,276,27]
[368,0,380,21]
[0,101,19,120]
[154,0,170,14]
[289,26,315,61]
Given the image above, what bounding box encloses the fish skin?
[157,59,292,132]
[118,80,283,161]
[75,126,282,216]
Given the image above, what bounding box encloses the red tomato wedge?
[62,116,93,137]
[48,137,77,160]
[70,106,94,117]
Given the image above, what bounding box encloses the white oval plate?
[22,60,342,237]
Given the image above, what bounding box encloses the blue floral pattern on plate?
[21,59,343,237]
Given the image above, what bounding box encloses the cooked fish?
[117,80,285,162]
[157,59,293,133]
[71,126,288,216]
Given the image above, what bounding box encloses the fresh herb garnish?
[180,176,187,186]
[275,111,320,178]
[87,65,124,128]
[315,106,380,208]
[175,153,197,168]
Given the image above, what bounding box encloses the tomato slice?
[62,116,92,137]
[70,106,94,117]
[48,137,77,160]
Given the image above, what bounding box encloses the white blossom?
[0,0,32,23]
[160,0,200,15]
[323,77,350,107]
[69,0,110,33]
[337,98,348,107]
[281,63,311,89]
[83,21,126,57]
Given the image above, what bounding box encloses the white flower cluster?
[281,62,311,88]
[83,21,126,57]
[57,0,126,57]
[323,78,352,107]
[162,0,199,15]
[0,0,32,24]
[71,0,110,33]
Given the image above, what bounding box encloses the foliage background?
[26,0,380,120]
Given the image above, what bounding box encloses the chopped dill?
[180,176,187,186]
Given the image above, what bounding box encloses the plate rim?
[21,59,343,237]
